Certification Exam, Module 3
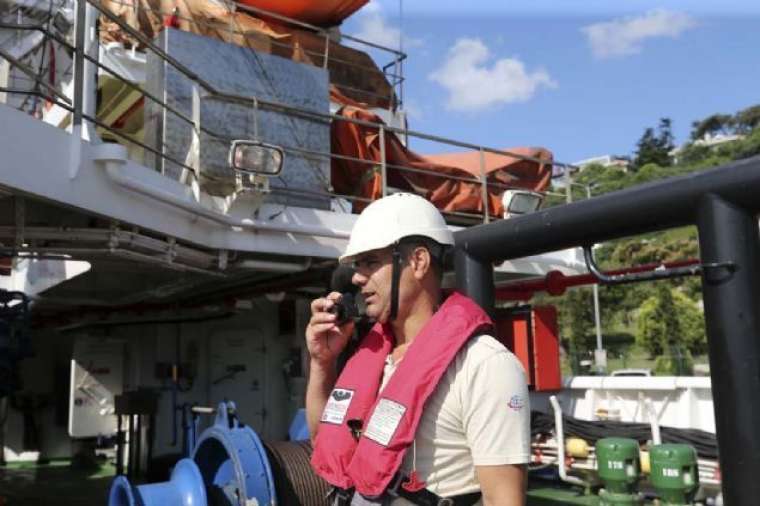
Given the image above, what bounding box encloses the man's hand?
[305,292,355,440]
[305,291,355,366]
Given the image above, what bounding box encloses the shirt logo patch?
[321,388,355,425]
[508,394,524,411]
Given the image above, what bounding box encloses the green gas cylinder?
[649,444,699,505]
[595,438,643,506]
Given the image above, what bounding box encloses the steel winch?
[108,401,327,506]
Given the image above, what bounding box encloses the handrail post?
[323,32,330,70]
[479,148,489,223]
[70,0,101,177]
[251,95,259,140]
[191,83,201,177]
[379,125,387,197]
[179,83,201,188]
[81,0,99,143]
[392,56,400,111]
[180,82,201,192]
[72,0,85,136]
[399,57,404,109]
[69,0,87,179]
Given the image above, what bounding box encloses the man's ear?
[410,246,432,280]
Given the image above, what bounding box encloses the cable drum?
[263,440,331,506]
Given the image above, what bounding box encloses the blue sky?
[342,1,760,165]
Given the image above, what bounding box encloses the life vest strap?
[330,479,481,506]
[388,472,482,506]
[396,488,481,506]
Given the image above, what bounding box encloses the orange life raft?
[237,0,368,26]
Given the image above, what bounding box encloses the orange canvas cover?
[238,0,369,26]
[331,106,554,216]
[424,147,553,195]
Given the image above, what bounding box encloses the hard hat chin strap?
[389,245,402,321]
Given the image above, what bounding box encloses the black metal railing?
[454,155,760,505]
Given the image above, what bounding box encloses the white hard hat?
[340,193,454,263]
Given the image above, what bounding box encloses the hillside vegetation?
[540,104,760,375]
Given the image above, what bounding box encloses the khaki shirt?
[380,334,531,500]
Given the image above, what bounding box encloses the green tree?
[633,127,660,170]
[574,162,631,195]
[636,284,706,356]
[632,163,669,185]
[632,118,675,170]
[732,104,760,134]
[637,296,665,356]
[690,113,733,140]
[636,284,679,356]
[654,350,694,376]
[564,288,595,372]
[672,290,707,354]
[658,118,675,155]
[730,127,760,160]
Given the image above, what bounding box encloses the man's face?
[351,248,395,323]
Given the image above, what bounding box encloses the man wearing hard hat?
[307,193,530,505]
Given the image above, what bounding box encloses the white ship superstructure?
[0,0,582,466]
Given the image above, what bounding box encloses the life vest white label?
[322,388,355,425]
[364,398,407,446]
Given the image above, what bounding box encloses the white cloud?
[428,38,556,112]
[351,1,421,51]
[582,9,697,59]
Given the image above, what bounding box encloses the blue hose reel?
[109,401,278,506]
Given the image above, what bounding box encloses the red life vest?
[310,292,493,497]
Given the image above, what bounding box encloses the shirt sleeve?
[461,345,531,466]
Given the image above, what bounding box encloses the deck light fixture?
[229,140,284,176]
[502,189,544,219]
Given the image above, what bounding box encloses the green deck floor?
[0,461,634,506]
[0,460,115,506]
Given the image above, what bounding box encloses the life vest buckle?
[327,486,354,506]
[347,419,363,441]
[385,472,406,497]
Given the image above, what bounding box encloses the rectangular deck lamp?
[229,140,284,176]
[502,189,544,219]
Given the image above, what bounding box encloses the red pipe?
[495,258,701,301]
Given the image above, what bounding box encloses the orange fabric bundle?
[331,106,553,216]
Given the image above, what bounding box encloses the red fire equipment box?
[495,305,562,391]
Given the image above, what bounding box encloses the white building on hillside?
[670,133,745,164]
[573,154,631,172]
